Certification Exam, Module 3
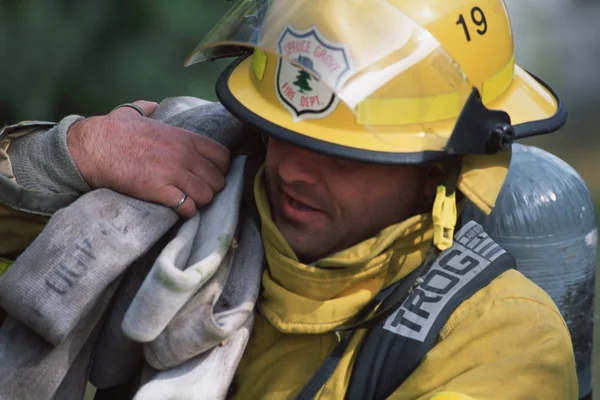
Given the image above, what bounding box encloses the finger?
[187,133,231,175]
[109,100,158,119]
[132,100,158,116]
[186,155,226,193]
[174,172,216,209]
[156,185,197,218]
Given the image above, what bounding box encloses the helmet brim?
[216,54,564,165]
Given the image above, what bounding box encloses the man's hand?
[67,100,231,218]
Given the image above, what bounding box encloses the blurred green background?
[0,0,597,398]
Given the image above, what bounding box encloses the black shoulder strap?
[346,221,515,400]
[295,221,516,400]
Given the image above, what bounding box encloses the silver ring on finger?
[112,103,146,117]
[173,192,188,209]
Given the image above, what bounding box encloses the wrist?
[66,116,103,188]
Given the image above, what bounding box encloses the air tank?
[460,144,597,399]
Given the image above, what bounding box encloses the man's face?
[265,138,436,263]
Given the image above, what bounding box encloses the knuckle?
[221,152,231,166]
[183,151,202,168]
[201,188,215,204]
[214,173,226,191]
[195,185,214,205]
[201,158,226,187]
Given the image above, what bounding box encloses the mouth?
[279,190,324,223]
[285,192,319,212]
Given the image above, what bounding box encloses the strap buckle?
[432,184,457,251]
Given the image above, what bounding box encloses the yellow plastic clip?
[432,184,457,251]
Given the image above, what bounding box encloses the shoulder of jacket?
[441,268,566,338]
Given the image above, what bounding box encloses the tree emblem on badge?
[292,56,314,94]
[275,26,352,122]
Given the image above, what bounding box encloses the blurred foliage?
[0,0,234,122]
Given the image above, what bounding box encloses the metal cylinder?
[460,144,597,397]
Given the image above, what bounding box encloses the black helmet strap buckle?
[445,88,514,156]
[446,71,568,157]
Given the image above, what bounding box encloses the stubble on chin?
[264,173,335,262]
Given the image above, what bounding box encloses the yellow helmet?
[185,0,566,164]
[183,0,566,250]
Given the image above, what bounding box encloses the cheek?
[326,175,379,222]
[330,169,422,220]
[334,179,374,210]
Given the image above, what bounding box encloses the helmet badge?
[275,25,352,122]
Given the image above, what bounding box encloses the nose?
[272,139,324,185]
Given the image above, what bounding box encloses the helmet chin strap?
[432,158,462,251]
